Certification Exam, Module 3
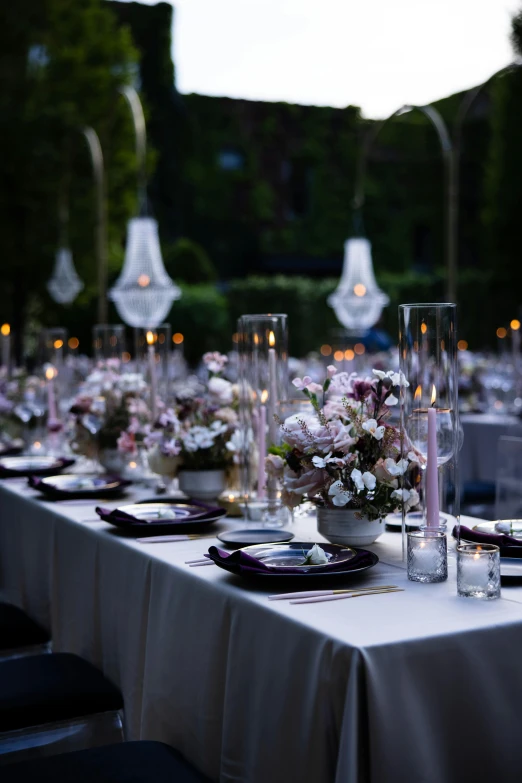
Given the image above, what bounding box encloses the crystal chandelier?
[47,247,84,305]
[109,217,181,328]
[328,238,389,332]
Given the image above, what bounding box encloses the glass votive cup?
[407,529,448,583]
[457,543,501,600]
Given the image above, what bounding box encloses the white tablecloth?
[460,413,522,485]
[2,480,522,782]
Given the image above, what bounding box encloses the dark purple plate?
[209,542,379,581]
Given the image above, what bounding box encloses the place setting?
[28,473,132,501]
[0,455,76,479]
[95,499,228,537]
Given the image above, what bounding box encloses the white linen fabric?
[1,480,522,782]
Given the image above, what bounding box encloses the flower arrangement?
[69,361,150,458]
[116,352,240,473]
[270,366,421,520]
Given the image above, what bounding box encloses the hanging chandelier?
[47,247,84,305]
[109,217,181,328]
[328,238,389,333]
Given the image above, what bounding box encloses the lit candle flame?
[260,389,269,404]
[53,339,63,349]
[421,323,427,335]
[1,323,10,336]
[45,366,56,381]
[414,385,422,402]
[146,331,155,346]
[268,331,276,347]
[431,385,437,406]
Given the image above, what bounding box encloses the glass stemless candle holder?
[407,528,448,583]
[399,304,459,555]
[134,324,172,408]
[457,543,501,600]
[237,314,288,525]
[93,325,126,363]
[41,328,68,370]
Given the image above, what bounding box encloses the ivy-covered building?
[108,0,520,350]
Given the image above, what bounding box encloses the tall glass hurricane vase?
[399,304,459,554]
[93,325,126,363]
[238,314,288,525]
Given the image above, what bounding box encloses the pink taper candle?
[45,366,58,421]
[426,387,439,528]
[257,402,267,500]
[146,331,158,422]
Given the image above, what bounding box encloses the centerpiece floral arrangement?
[268,366,421,520]
[114,352,240,484]
[69,360,150,462]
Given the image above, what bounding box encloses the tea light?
[407,529,447,583]
[217,491,243,517]
[244,499,267,522]
[457,544,500,600]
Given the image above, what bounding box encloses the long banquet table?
[2,479,522,783]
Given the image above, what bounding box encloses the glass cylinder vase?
[93,325,126,363]
[237,314,288,525]
[134,324,172,413]
[399,304,459,554]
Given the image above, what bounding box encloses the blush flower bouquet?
[138,352,240,473]
[270,366,421,520]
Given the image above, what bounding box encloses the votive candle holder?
[457,543,501,600]
[407,528,447,583]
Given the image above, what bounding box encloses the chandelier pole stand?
[82,126,108,323]
[353,103,454,300]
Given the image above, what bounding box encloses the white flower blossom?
[312,451,333,468]
[362,419,385,440]
[302,544,329,565]
[328,479,352,507]
[386,393,399,406]
[351,468,377,492]
[390,371,410,388]
[384,458,409,476]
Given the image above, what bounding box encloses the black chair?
[0,653,124,764]
[1,741,212,782]
[0,603,51,661]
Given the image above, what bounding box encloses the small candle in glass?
[407,529,447,583]
[457,543,500,600]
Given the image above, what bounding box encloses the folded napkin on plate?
[96,502,225,526]
[0,458,75,479]
[28,475,130,499]
[206,545,375,576]
[453,524,522,556]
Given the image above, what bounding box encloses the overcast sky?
[117,0,520,118]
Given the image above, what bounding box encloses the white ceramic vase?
[178,469,226,501]
[317,506,384,546]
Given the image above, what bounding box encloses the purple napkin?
[96,502,225,526]
[28,475,130,499]
[0,458,75,479]
[453,524,522,557]
[206,545,376,576]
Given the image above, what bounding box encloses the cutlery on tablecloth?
[185,557,214,566]
[290,588,404,604]
[137,534,213,544]
[268,585,399,600]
